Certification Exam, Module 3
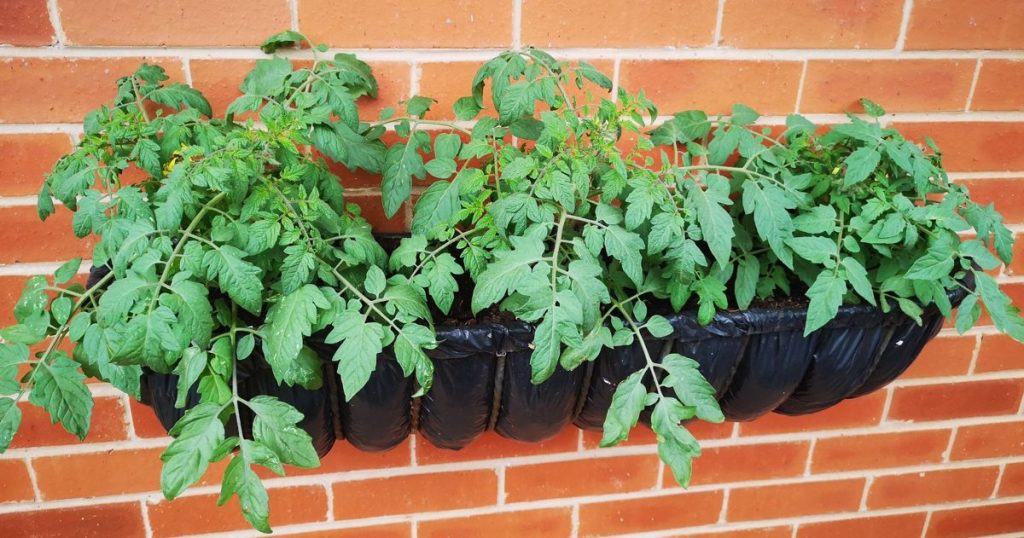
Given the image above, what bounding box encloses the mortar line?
[712,0,726,46]
[859,475,874,510]
[23,457,42,502]
[289,0,300,31]
[512,0,523,50]
[794,59,808,112]
[964,58,983,112]
[919,510,932,538]
[895,0,914,51]
[991,463,1007,499]
[140,499,154,538]
[45,0,66,46]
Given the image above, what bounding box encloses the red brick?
[419,508,573,538]
[0,58,185,124]
[888,379,1024,422]
[505,455,659,502]
[802,60,974,113]
[581,422,658,449]
[34,448,162,500]
[348,194,408,233]
[679,528,793,538]
[0,134,72,197]
[999,462,1024,496]
[299,0,513,48]
[925,501,1024,537]
[578,491,724,536]
[739,391,885,435]
[0,503,145,538]
[415,429,578,465]
[418,62,489,121]
[12,396,128,449]
[0,459,35,503]
[148,485,327,537]
[904,335,976,378]
[905,1,1024,50]
[521,0,717,47]
[0,0,54,46]
[0,206,94,263]
[332,470,497,520]
[728,479,864,521]
[619,60,803,116]
[286,523,412,538]
[798,513,928,538]
[972,60,1024,111]
[893,122,1024,172]
[867,466,1000,508]
[128,398,169,438]
[60,0,288,46]
[672,441,810,486]
[976,333,1024,372]
[721,0,904,48]
[957,178,1024,225]
[950,420,1024,460]
[812,430,951,472]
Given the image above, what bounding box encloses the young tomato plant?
[0,32,434,532]
[384,50,725,486]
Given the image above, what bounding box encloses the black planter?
[90,258,966,454]
[132,287,964,454]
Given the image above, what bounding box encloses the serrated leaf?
[805,272,847,335]
[600,369,647,447]
[54,258,82,284]
[247,396,320,469]
[161,402,225,499]
[661,354,723,423]
[28,354,92,440]
[843,147,881,188]
[651,397,701,487]
[841,257,876,305]
[0,397,22,452]
[263,285,329,386]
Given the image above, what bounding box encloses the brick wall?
[2,1,1024,536]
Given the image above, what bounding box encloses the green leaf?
[787,236,837,265]
[975,272,1024,342]
[843,147,881,188]
[241,57,292,97]
[174,348,207,409]
[412,176,463,235]
[604,226,645,287]
[841,257,876,305]
[905,248,954,280]
[805,272,847,335]
[247,396,320,469]
[661,354,723,423]
[578,61,613,90]
[730,103,759,126]
[498,80,534,124]
[203,245,264,315]
[382,142,425,218]
[259,29,307,53]
[860,98,886,117]
[161,402,225,499]
[688,175,734,267]
[218,455,270,533]
[453,96,482,121]
[364,266,386,296]
[0,397,22,452]
[54,258,82,284]
[327,313,384,400]
[651,397,701,487]
[263,285,329,386]
[955,293,981,334]
[645,315,674,338]
[599,369,647,448]
[472,235,545,314]
[281,244,315,295]
[735,255,760,309]
[406,95,435,117]
[28,354,92,440]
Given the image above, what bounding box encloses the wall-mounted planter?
[136,284,966,454]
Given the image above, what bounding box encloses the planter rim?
[428,282,970,359]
